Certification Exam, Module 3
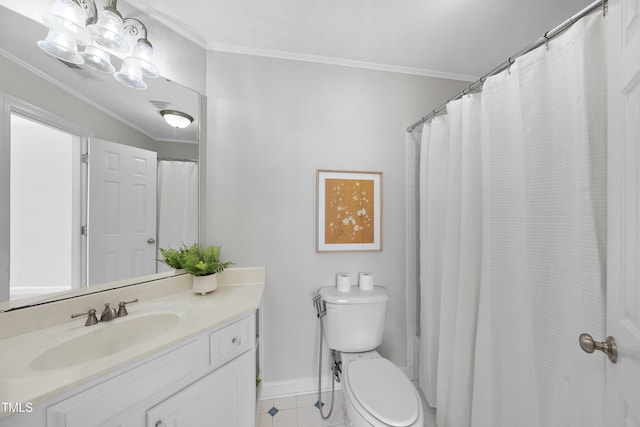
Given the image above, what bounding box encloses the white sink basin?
[30,312,181,371]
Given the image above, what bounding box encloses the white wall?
[205,50,468,393]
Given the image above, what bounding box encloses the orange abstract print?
[324,179,375,244]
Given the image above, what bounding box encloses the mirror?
[0,5,202,312]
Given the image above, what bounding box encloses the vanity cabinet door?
[146,350,254,427]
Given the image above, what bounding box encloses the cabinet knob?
[155,421,166,427]
[232,337,241,345]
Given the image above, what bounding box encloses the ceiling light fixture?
[37,0,159,90]
[161,110,194,129]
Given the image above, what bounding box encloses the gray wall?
[205,50,468,391]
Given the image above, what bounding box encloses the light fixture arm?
[104,0,124,20]
[68,0,125,28]
[70,0,98,26]
[123,17,150,42]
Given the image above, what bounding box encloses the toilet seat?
[345,357,419,426]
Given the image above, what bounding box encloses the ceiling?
[127,0,597,81]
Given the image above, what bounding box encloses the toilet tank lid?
[318,286,389,304]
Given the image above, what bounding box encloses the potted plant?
[181,243,233,295]
[159,246,187,273]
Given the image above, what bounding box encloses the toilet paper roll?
[358,272,375,291]
[336,273,351,292]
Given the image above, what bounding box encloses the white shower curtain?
[157,160,199,272]
[436,94,483,427]
[419,116,449,407]
[418,12,606,427]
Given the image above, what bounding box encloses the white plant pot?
[192,274,218,295]
[173,268,186,275]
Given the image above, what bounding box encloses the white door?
[606,0,640,424]
[88,138,157,285]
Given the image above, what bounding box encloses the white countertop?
[0,268,264,417]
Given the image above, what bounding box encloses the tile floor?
[258,391,345,427]
[258,385,436,427]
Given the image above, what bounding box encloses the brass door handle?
[579,333,618,363]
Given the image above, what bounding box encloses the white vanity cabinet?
[144,315,256,427]
[2,312,258,427]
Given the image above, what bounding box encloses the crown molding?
[206,42,476,82]
[118,1,476,81]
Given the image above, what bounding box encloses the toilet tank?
[318,286,389,352]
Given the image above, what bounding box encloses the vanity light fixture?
[161,110,194,129]
[37,0,159,90]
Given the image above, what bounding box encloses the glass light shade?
[114,57,146,90]
[37,30,84,65]
[130,39,159,78]
[87,8,129,53]
[81,45,115,73]
[42,0,92,45]
[161,110,193,128]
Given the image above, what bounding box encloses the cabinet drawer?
[209,315,253,368]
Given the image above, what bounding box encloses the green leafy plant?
[159,246,187,269]
[181,243,233,277]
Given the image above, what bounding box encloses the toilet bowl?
[317,286,424,427]
[341,352,423,427]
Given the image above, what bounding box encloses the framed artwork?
[317,170,382,252]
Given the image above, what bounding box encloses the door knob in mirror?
[579,333,618,363]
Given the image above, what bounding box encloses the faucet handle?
[100,303,116,322]
[71,308,98,326]
[117,299,139,317]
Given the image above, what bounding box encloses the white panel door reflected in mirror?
[88,138,157,286]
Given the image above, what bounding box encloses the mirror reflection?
[0,5,201,312]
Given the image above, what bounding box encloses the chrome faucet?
[100,303,117,322]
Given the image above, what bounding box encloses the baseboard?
[260,375,343,400]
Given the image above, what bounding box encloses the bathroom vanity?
[0,268,265,427]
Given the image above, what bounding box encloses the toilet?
[318,286,424,427]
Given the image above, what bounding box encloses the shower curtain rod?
[406,0,607,132]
